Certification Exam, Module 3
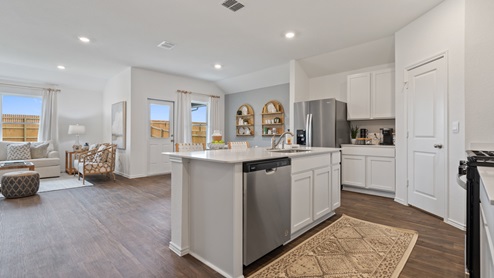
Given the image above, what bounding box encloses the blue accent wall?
[225,84,290,147]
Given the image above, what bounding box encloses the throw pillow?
[30,142,49,159]
[93,145,109,163]
[7,143,32,160]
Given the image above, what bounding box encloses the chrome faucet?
[271,131,294,149]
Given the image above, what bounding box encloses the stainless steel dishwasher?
[243,157,291,266]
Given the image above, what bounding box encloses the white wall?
[102,68,132,176]
[395,0,465,228]
[465,0,494,146]
[58,87,104,171]
[129,68,225,178]
[309,63,394,102]
[216,64,289,95]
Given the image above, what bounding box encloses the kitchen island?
[164,147,341,278]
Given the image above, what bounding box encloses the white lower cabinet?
[313,166,332,220]
[366,156,395,191]
[481,206,494,277]
[331,164,341,210]
[341,145,396,194]
[291,153,341,235]
[291,171,313,233]
[480,177,494,277]
[342,155,365,188]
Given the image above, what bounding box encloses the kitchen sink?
[269,149,312,153]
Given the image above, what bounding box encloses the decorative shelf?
[236,104,254,136]
[261,100,285,136]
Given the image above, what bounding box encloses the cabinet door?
[342,155,366,188]
[347,73,371,120]
[481,206,494,277]
[366,156,395,192]
[291,171,313,234]
[331,164,341,210]
[372,69,395,119]
[313,167,331,221]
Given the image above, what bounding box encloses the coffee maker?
[359,128,368,138]
[380,128,394,145]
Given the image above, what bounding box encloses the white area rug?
[0,173,92,198]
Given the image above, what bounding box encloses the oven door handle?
[457,174,467,190]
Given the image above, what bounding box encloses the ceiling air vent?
[157,40,175,50]
[222,0,244,12]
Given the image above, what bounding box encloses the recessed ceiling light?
[78,36,90,43]
[285,32,296,39]
[57,65,66,70]
[214,64,222,70]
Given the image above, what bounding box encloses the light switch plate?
[452,121,459,133]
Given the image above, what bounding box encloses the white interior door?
[406,56,447,218]
[148,99,174,175]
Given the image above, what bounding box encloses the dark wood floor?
[0,174,465,277]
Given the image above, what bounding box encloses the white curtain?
[209,96,220,143]
[38,89,59,150]
[176,92,192,144]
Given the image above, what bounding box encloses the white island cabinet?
[164,147,341,278]
[341,144,395,198]
[291,152,341,237]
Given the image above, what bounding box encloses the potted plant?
[350,125,359,144]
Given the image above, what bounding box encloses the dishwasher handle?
[265,168,277,175]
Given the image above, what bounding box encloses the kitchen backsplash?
[350,119,395,144]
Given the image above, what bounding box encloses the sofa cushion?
[7,143,31,160]
[30,142,49,159]
[25,157,60,168]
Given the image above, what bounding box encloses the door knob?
[434,144,443,149]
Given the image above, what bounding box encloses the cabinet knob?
[433,144,443,149]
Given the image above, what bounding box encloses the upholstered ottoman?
[0,171,40,199]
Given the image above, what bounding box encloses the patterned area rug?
[248,215,418,278]
[0,174,92,198]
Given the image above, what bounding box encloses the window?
[149,103,171,138]
[1,94,42,142]
[191,102,207,144]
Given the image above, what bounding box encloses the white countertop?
[478,167,494,205]
[341,144,395,148]
[163,147,340,164]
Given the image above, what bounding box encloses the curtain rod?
[177,89,220,98]
[0,82,61,93]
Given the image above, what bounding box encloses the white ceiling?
[0,0,444,92]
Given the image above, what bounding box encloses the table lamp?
[68,124,86,151]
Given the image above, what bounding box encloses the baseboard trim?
[446,218,466,231]
[394,197,408,206]
[114,171,169,179]
[342,185,395,199]
[188,251,243,278]
[169,242,189,256]
[288,211,336,243]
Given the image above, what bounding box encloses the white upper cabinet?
[347,69,395,120]
[347,73,371,119]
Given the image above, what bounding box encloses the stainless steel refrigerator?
[294,98,350,147]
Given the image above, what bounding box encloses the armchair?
[76,143,117,184]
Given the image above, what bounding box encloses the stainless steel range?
[459,150,494,278]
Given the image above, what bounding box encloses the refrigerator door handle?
[306,114,312,147]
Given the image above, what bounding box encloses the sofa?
[0,141,60,178]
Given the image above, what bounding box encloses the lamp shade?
[68,124,86,135]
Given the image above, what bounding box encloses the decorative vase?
[351,138,356,144]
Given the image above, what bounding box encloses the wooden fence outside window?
[150,120,207,144]
[1,114,40,142]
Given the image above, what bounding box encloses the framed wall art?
[111,101,126,149]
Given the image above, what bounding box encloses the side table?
[65,150,82,175]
